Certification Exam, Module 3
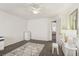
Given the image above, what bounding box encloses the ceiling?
[0,3,72,20]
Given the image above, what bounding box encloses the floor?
[0,39,64,56]
[39,40,64,56]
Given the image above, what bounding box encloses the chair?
[52,43,59,55]
[60,30,77,56]
[64,43,77,56]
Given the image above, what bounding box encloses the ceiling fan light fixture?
[31,3,41,14]
[32,9,40,14]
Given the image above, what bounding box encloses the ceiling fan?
[31,3,41,14]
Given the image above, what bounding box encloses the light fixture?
[31,3,41,14]
[32,9,40,14]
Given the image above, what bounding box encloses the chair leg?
[65,49,68,56]
[57,48,59,55]
[52,47,54,54]
[73,50,76,56]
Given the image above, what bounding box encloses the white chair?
[52,43,59,55]
[60,30,77,56]
[64,43,77,56]
[61,37,77,56]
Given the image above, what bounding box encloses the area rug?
[3,42,45,56]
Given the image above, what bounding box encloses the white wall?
[27,18,50,41]
[56,17,61,45]
[0,10,27,46]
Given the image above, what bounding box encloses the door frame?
[48,17,60,43]
[48,18,57,42]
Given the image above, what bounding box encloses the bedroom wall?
[27,18,50,41]
[0,10,27,46]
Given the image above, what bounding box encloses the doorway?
[51,21,56,43]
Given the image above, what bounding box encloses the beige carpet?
[3,42,45,56]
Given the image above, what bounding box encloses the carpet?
[3,42,45,56]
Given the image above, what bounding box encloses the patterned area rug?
[3,42,45,56]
